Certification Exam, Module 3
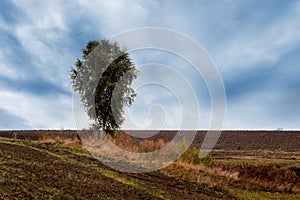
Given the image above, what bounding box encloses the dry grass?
[111,131,166,153]
[162,156,300,200]
[39,134,81,145]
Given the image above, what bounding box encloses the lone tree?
[70,40,138,136]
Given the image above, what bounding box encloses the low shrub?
[219,162,300,193]
[180,146,214,167]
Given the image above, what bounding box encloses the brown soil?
[0,140,231,199]
[1,130,299,152]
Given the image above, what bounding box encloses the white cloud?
[214,1,300,74]
[224,84,300,130]
[12,0,67,30]
[6,1,74,89]
[0,53,21,80]
[0,89,74,129]
[1,0,299,130]
[77,0,150,36]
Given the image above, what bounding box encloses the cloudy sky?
[1,0,300,130]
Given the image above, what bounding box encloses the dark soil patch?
[0,140,229,199]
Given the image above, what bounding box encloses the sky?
[0,0,300,130]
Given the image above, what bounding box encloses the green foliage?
[200,154,214,168]
[70,40,138,136]
[178,137,189,156]
[181,146,214,167]
[41,132,48,140]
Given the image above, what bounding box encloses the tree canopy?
[70,40,138,136]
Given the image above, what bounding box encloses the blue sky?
[0,0,300,130]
